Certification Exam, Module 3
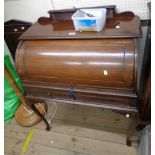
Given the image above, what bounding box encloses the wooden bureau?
[15,6,144,145]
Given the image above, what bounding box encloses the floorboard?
[4,102,138,155]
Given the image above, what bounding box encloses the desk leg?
[126,120,140,146]
[30,104,51,131]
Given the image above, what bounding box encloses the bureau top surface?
[19,16,142,40]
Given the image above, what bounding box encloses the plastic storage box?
[71,8,107,32]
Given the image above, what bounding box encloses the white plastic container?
[71,8,107,32]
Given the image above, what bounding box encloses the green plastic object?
[4,55,25,123]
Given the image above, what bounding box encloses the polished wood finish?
[16,38,139,116]
[19,9,141,40]
[16,7,143,141]
[4,20,32,60]
[24,85,137,106]
[16,39,135,89]
[19,17,141,40]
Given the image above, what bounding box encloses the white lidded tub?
[71,8,107,32]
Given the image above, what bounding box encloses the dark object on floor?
[15,102,47,127]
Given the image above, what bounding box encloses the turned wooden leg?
[126,121,135,146]
[126,120,139,146]
[30,104,51,131]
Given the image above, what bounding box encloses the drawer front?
[76,92,134,106]
[24,86,71,100]
[17,39,135,89]
[24,84,137,107]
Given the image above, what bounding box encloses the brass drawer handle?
[69,88,76,100]
[47,91,52,97]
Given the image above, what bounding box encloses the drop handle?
[47,91,52,97]
[69,88,76,100]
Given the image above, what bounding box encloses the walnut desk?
[15,8,143,146]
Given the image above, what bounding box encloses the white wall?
[5,0,150,23]
[4,0,54,64]
[4,0,53,22]
[52,0,150,19]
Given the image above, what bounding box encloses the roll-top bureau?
[16,9,142,145]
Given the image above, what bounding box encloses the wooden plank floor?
[5,102,138,155]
